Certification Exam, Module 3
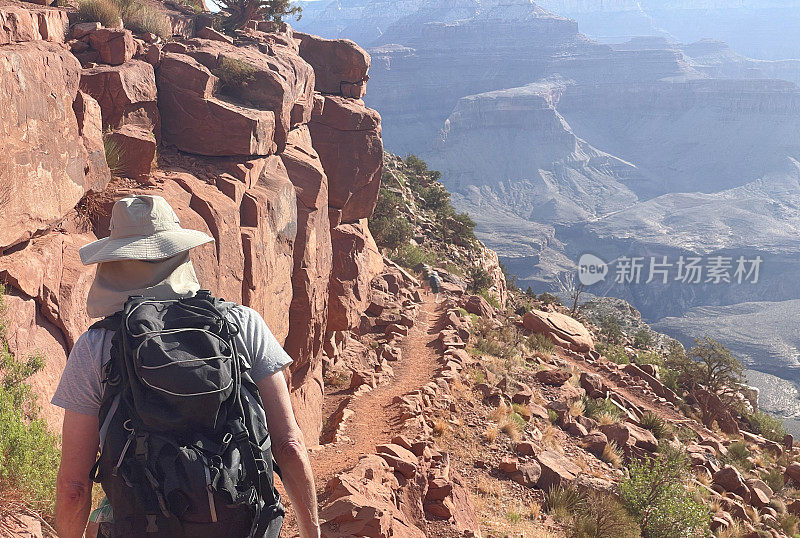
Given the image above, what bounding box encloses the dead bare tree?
[555,272,585,317]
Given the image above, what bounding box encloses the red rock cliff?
[0,3,384,445]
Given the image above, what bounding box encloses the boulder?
[88,28,135,66]
[785,462,800,485]
[600,422,658,453]
[535,368,572,386]
[747,479,772,508]
[462,294,494,318]
[376,443,418,479]
[580,372,606,398]
[105,125,156,178]
[321,455,425,538]
[79,60,160,136]
[515,441,536,456]
[509,462,542,488]
[309,95,383,224]
[295,32,371,98]
[523,309,595,353]
[327,220,384,332]
[72,90,111,192]
[713,466,748,497]
[582,430,608,457]
[536,450,581,490]
[0,5,69,44]
[157,53,277,156]
[0,42,87,249]
[196,25,233,44]
[181,38,315,152]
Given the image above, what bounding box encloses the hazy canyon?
[296,0,800,423]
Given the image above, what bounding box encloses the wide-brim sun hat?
[79,195,214,265]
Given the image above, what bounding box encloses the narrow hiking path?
[309,294,443,488]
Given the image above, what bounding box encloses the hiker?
[428,270,442,302]
[52,196,320,538]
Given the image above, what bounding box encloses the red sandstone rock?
[536,450,581,490]
[462,294,494,318]
[157,53,277,156]
[0,5,69,44]
[89,28,135,66]
[535,368,572,386]
[106,125,156,178]
[309,95,383,224]
[328,220,383,332]
[180,38,314,152]
[523,309,595,353]
[295,32,370,97]
[196,25,233,44]
[73,90,111,192]
[79,60,160,136]
[0,41,87,250]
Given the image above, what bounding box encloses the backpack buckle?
[135,434,149,462]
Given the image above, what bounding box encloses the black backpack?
[89,291,284,537]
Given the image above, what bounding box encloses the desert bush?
[528,333,555,353]
[634,351,663,368]
[599,316,624,344]
[538,292,562,306]
[478,290,501,309]
[0,285,60,517]
[747,410,788,443]
[639,412,671,439]
[723,441,753,472]
[78,0,122,27]
[620,450,709,538]
[583,396,624,421]
[469,266,493,293]
[370,187,414,250]
[780,512,799,535]
[762,467,785,493]
[122,3,172,39]
[218,0,301,32]
[633,329,653,349]
[601,441,623,468]
[597,343,629,365]
[546,485,586,521]
[569,491,641,538]
[212,56,258,93]
[392,244,438,270]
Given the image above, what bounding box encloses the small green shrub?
[506,510,522,524]
[747,410,788,443]
[78,0,122,27]
[547,409,559,424]
[528,333,555,353]
[392,244,438,270]
[639,412,671,439]
[634,351,663,368]
[538,292,562,306]
[212,57,258,93]
[546,485,586,520]
[582,396,624,421]
[599,316,624,344]
[762,467,785,493]
[597,343,630,365]
[122,3,172,39]
[620,450,709,538]
[633,329,653,349]
[103,132,124,177]
[570,491,641,538]
[0,285,60,516]
[724,441,753,471]
[478,290,500,309]
[469,266,493,293]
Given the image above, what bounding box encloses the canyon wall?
[0,2,383,444]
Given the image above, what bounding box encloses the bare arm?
[257,370,319,538]
[56,410,100,538]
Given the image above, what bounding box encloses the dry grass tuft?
[600,441,623,468]
[484,426,499,443]
[542,424,562,452]
[596,411,621,425]
[569,399,585,417]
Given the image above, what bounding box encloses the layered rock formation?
[0,3,384,444]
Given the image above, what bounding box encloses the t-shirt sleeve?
[230,306,293,383]
[51,330,106,416]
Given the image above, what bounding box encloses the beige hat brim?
[79,229,215,265]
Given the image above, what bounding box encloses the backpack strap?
[89,312,123,332]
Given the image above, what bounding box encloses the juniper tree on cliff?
[219,0,301,33]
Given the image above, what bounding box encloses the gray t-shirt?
[52,305,293,417]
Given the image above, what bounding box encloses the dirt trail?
[310,294,443,488]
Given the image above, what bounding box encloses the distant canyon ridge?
[296,0,800,421]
